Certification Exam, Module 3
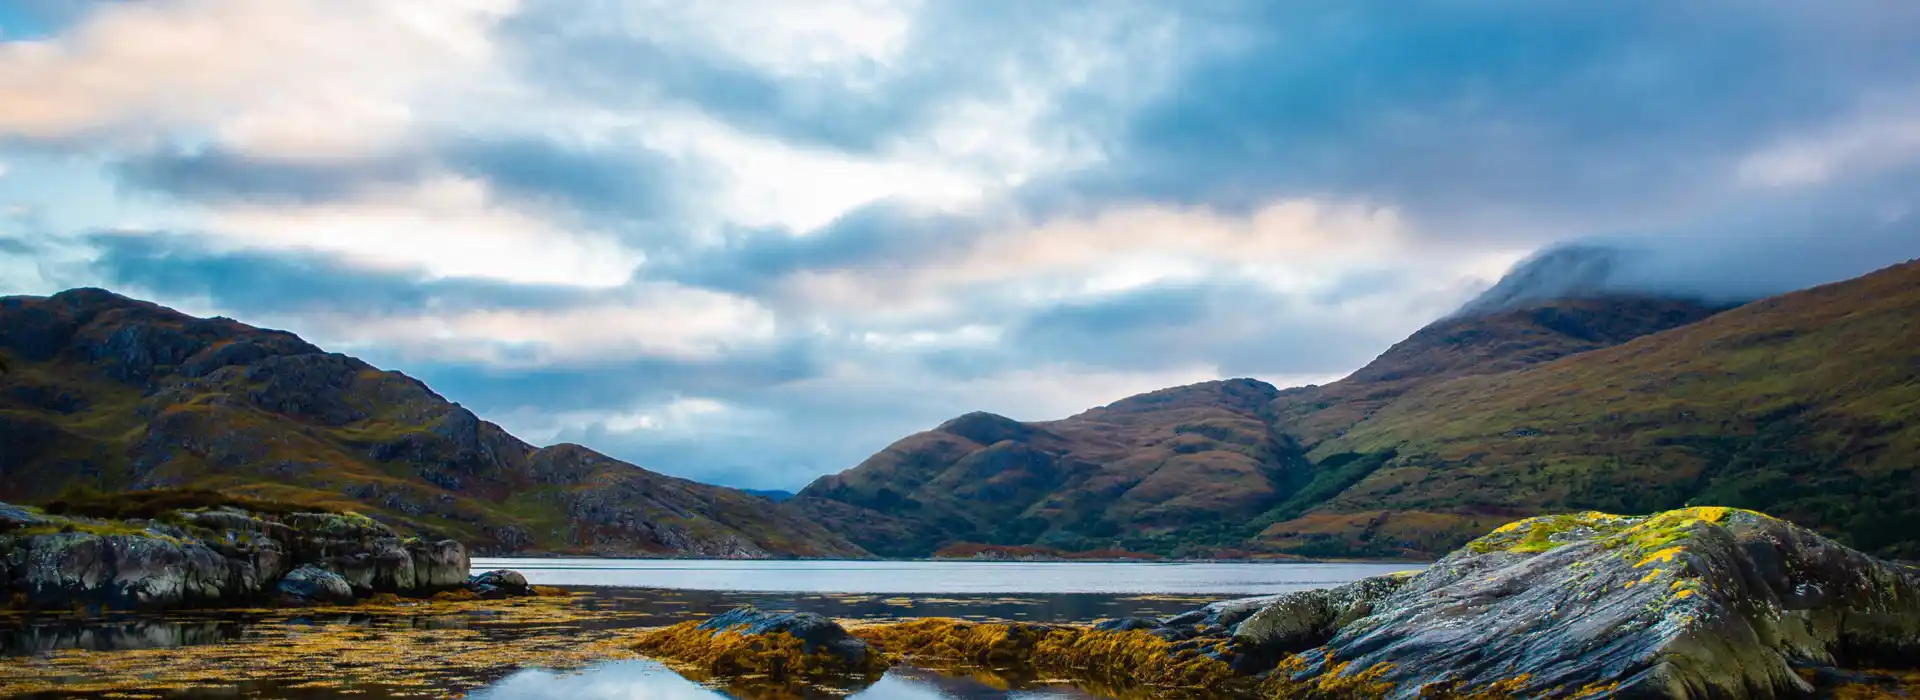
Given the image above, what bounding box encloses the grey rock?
[1233,573,1412,653]
[1283,509,1920,698]
[0,531,251,609]
[277,565,352,605]
[468,569,530,598]
[408,539,469,591]
[0,500,469,610]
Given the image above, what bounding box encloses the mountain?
[793,379,1302,557]
[800,257,1920,560]
[0,288,866,558]
[1257,259,1920,560]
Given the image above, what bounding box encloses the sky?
[2,1,1918,490]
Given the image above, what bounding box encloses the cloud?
[9,0,1920,491]
[0,0,514,146]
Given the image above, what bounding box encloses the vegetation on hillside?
[0,288,866,558]
[1262,260,1920,559]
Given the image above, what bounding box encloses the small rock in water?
[467,569,532,598]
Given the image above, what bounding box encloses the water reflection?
[474,660,1108,700]
[0,588,1221,657]
[475,559,1419,595]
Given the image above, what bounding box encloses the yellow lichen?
[1626,569,1663,588]
[849,619,1242,691]
[1262,656,1398,699]
[0,594,640,698]
[632,621,888,681]
[1571,681,1622,698]
[1635,546,1683,568]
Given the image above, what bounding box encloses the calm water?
[3,560,1420,699]
[472,558,1420,594]
[475,659,1108,700]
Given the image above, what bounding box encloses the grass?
[40,486,337,520]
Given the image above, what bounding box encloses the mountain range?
[0,289,864,558]
[796,256,1920,560]
[4,254,1915,560]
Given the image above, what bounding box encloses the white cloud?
[201,175,641,287]
[778,197,1414,316]
[0,0,516,147]
[1738,95,1920,188]
[292,285,776,366]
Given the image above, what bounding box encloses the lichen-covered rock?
[277,565,352,605]
[1284,508,1920,698]
[1162,593,1286,629]
[1233,573,1411,653]
[635,606,890,679]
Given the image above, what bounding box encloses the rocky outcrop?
[631,509,1920,699]
[634,606,890,680]
[1270,508,1920,698]
[0,501,469,610]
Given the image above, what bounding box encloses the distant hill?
[0,289,867,558]
[799,258,1920,560]
[744,489,796,502]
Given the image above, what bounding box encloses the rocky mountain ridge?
[799,259,1920,560]
[0,288,867,558]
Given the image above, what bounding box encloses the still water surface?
[473,558,1420,594]
[4,560,1421,699]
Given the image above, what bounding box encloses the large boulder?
[276,565,353,605]
[408,539,469,591]
[1278,508,1920,698]
[1233,573,1411,653]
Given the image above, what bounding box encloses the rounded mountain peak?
[936,411,1033,446]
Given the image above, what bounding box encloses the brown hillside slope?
[1259,259,1920,559]
[798,295,1723,558]
[0,288,866,558]
[793,379,1302,557]
[1269,296,1727,447]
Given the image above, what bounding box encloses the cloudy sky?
[3,1,1918,490]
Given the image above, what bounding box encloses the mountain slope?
[793,378,1305,557]
[0,288,866,558]
[1258,259,1920,559]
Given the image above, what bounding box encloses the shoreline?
[472,553,1438,565]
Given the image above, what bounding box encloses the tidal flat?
[0,587,1223,699]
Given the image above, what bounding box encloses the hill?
[0,288,866,558]
[801,258,1920,560]
[794,289,1721,558]
[793,378,1304,557]
[1257,259,1920,559]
